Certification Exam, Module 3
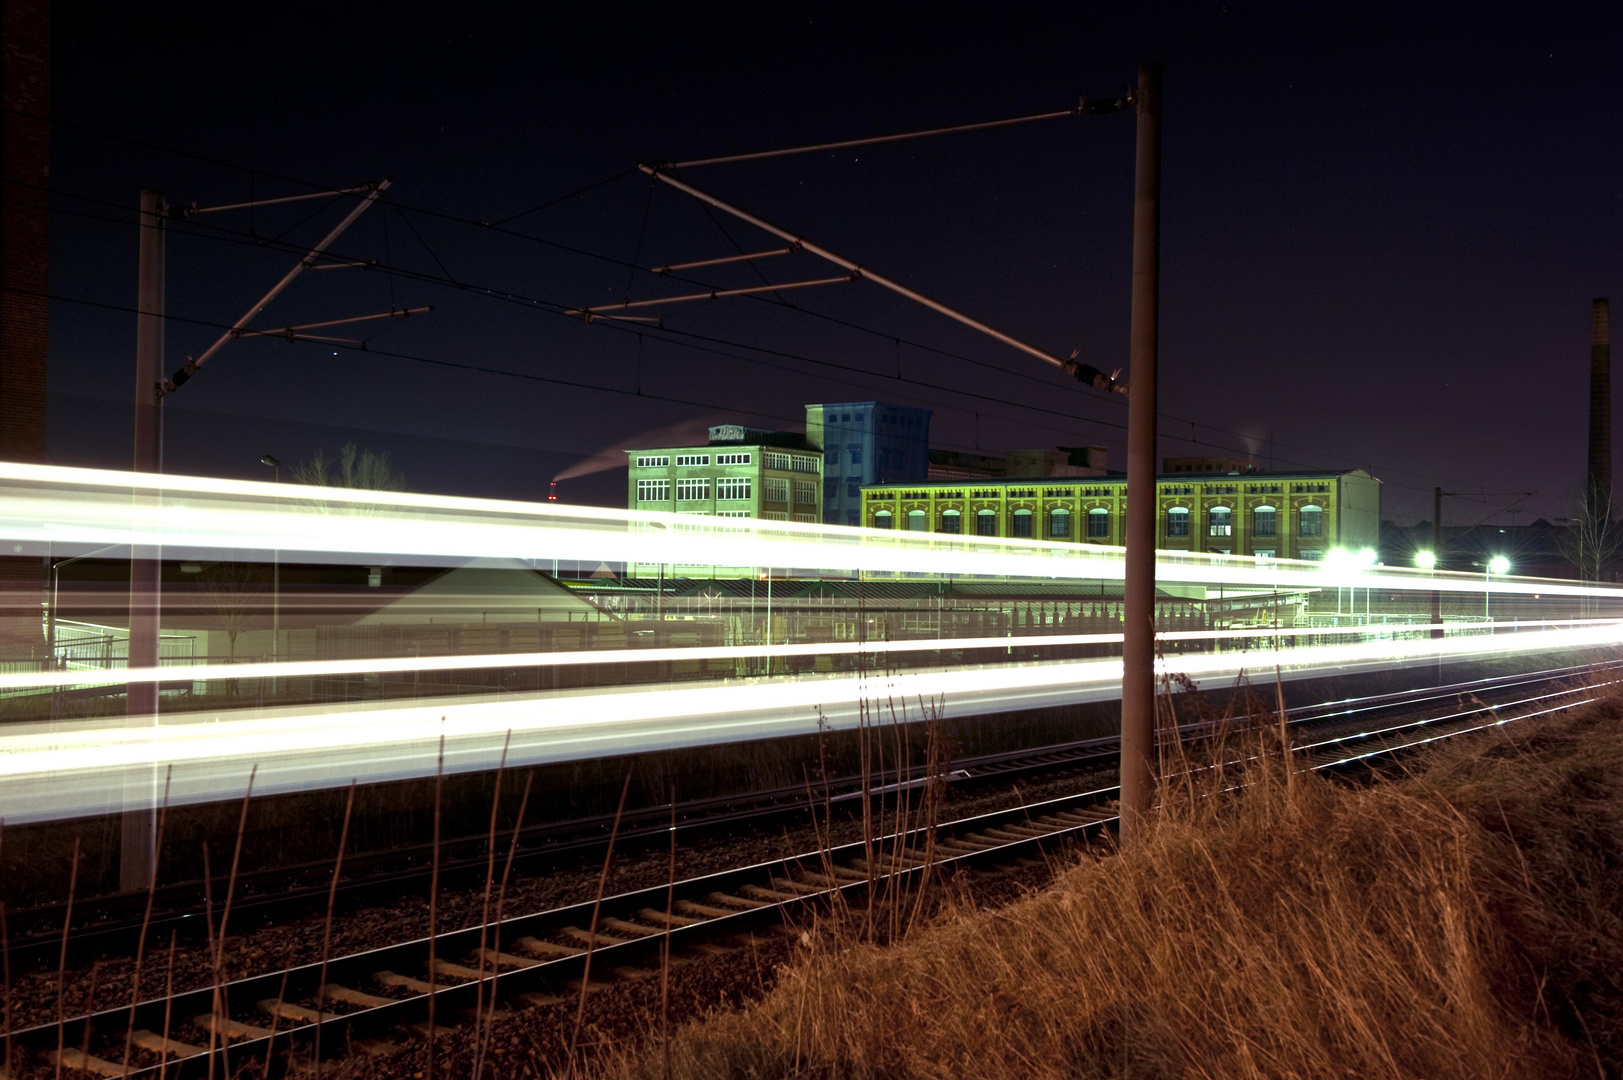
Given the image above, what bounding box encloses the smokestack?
[1589,298,1612,504]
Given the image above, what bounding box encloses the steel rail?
[11,667,1597,1078]
[5,658,1615,971]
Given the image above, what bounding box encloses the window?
[1012,509,1033,538]
[824,477,839,500]
[1208,506,1232,537]
[764,452,791,471]
[940,509,962,534]
[762,511,788,520]
[715,452,751,465]
[1299,505,1323,537]
[847,512,859,527]
[1253,505,1277,537]
[790,456,820,474]
[1166,506,1190,537]
[874,510,894,529]
[976,509,997,536]
[794,480,817,504]
[635,455,669,468]
[1049,508,1071,538]
[675,454,709,467]
[825,449,839,467]
[1088,508,1109,539]
[716,477,750,501]
[907,510,928,531]
[793,513,818,523]
[1254,549,1276,560]
[637,479,669,502]
[765,478,789,503]
[847,482,860,499]
[849,445,863,465]
[716,510,751,518]
[676,478,710,501]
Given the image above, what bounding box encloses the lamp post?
[260,455,281,695]
[1485,555,1509,622]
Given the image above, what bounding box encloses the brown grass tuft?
[602,691,1623,1080]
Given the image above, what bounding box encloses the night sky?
[40,2,1622,526]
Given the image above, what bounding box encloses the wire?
[488,169,639,227]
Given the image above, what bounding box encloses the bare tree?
[291,442,407,492]
[198,562,270,695]
[1556,481,1621,583]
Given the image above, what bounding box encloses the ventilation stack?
[1590,298,1613,506]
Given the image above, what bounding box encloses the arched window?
[1253,505,1277,538]
[1165,506,1190,538]
[976,509,997,536]
[873,510,893,530]
[1049,508,1071,538]
[1208,506,1232,537]
[1011,508,1034,538]
[940,509,962,534]
[907,509,928,532]
[1087,507,1110,539]
[1298,505,1323,537]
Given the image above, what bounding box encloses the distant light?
[1322,548,1353,570]
[1356,547,1378,567]
[1414,551,1437,570]
[1489,555,1510,574]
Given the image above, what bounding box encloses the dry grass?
[602,690,1623,1080]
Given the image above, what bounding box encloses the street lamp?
[1485,555,1509,622]
[260,455,281,691]
[1414,551,1436,569]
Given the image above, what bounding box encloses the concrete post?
[1118,64,1162,847]
[122,189,165,892]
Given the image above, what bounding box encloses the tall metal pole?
[1118,64,1162,847]
[122,189,165,892]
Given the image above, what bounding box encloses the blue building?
[806,402,933,526]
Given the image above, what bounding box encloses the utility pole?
[122,189,165,892]
[1117,64,1162,848]
[261,454,282,695]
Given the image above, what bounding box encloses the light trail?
[4,617,1621,823]
[1,616,1618,691]
[5,461,1621,598]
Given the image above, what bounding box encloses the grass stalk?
[312,781,357,1074]
[206,766,256,1080]
[473,732,512,1043]
[662,784,676,1080]
[155,932,175,1080]
[472,769,534,1080]
[121,765,172,1077]
[426,732,445,1080]
[568,765,634,1073]
[53,836,80,1080]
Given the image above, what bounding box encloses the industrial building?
[805,401,932,525]
[624,424,824,523]
[860,465,1381,560]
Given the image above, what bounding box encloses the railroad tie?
[561,925,629,947]
[705,891,771,909]
[565,977,612,994]
[194,1014,275,1040]
[320,984,394,1008]
[738,883,801,902]
[599,916,667,937]
[478,946,542,968]
[47,1049,125,1077]
[353,1038,406,1057]
[674,899,733,918]
[768,876,828,895]
[431,958,489,981]
[517,991,568,1007]
[514,935,585,958]
[374,970,435,994]
[410,1021,456,1039]
[690,942,739,956]
[130,1030,207,1057]
[613,965,659,981]
[637,906,706,926]
[461,1005,513,1022]
[258,998,334,1023]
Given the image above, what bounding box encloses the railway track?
[6,658,1611,973]
[5,662,1612,1078]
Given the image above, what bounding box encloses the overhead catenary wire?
[3,188,1549,511]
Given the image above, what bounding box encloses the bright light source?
[1356,547,1378,567]
[1489,555,1510,574]
[1415,551,1437,569]
[1323,548,1353,570]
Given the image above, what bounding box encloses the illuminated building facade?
[625,427,824,523]
[860,467,1380,560]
